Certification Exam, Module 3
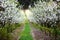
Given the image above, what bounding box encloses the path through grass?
[19,21,33,40]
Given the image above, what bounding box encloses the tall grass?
[0,23,21,40]
[31,22,60,40]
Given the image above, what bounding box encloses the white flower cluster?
[0,0,24,23]
[30,1,57,23]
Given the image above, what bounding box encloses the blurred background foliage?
[0,0,60,40]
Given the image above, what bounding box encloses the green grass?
[19,22,33,40]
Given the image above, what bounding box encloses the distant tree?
[17,0,39,9]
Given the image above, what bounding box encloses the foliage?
[30,0,58,28]
[0,23,21,40]
[0,0,24,25]
[32,22,60,40]
[17,0,39,8]
[0,0,22,40]
[30,0,60,40]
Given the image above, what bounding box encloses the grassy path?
[19,22,33,40]
[11,24,24,40]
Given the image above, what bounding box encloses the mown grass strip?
[19,22,33,40]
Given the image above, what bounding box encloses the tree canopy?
[17,0,39,9]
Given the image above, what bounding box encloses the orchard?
[0,0,60,40]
